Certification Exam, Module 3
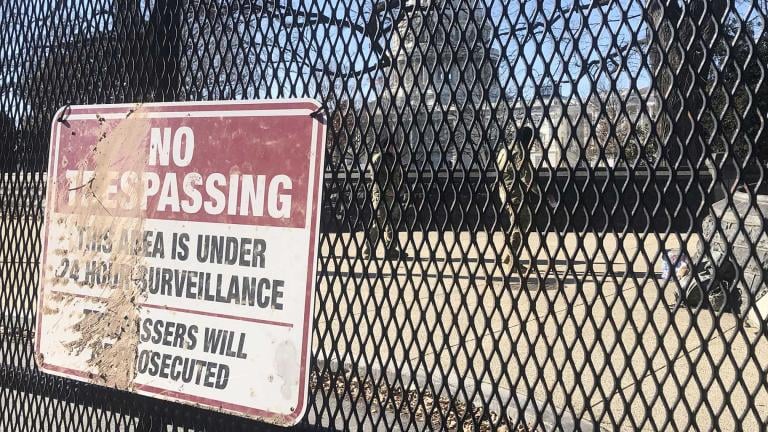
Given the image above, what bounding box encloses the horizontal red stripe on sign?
[45,290,294,328]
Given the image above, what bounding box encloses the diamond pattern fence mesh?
[2,0,768,431]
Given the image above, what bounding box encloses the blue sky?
[269,0,764,105]
[3,0,765,115]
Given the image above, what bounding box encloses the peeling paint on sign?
[35,100,326,426]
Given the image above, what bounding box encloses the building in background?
[343,0,659,175]
[376,0,502,170]
[511,86,659,169]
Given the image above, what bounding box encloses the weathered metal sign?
[35,100,326,425]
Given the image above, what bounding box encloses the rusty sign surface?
[35,100,326,425]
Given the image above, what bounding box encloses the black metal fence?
[2,0,768,430]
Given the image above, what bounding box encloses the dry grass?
[309,369,540,432]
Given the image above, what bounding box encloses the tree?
[648,0,729,171]
[381,0,503,170]
[708,14,768,189]
[586,84,655,167]
[19,0,186,171]
[328,97,366,170]
[588,88,628,167]
[0,112,19,173]
[649,0,767,191]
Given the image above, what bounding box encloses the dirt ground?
[6,221,767,430]
[314,231,768,431]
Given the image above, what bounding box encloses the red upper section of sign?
[50,101,321,229]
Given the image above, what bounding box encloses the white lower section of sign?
[37,215,313,419]
[133,306,301,414]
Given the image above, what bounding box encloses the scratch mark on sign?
[275,341,299,400]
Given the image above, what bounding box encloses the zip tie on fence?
[57,104,72,125]
[309,103,328,122]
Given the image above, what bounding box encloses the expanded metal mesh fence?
[2,0,768,430]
